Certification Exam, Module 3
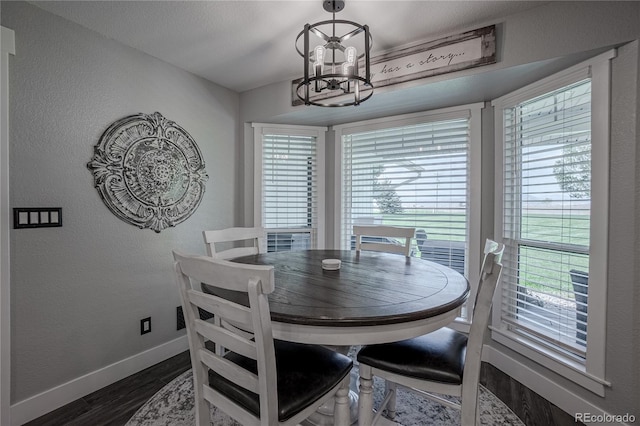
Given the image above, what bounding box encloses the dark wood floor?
[25,351,191,426]
[25,350,582,426]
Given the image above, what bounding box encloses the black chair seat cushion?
[208,340,353,422]
[357,327,467,384]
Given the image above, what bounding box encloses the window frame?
[252,123,327,249]
[491,50,615,396]
[333,104,483,326]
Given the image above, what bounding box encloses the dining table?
[224,249,470,426]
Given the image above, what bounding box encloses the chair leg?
[461,379,480,425]
[384,381,397,420]
[460,405,477,426]
[334,376,351,426]
[194,393,210,426]
[358,364,374,426]
[460,396,478,426]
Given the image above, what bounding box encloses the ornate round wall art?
[87,112,209,233]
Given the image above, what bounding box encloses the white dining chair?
[203,227,266,259]
[353,225,416,257]
[173,251,353,426]
[356,239,504,425]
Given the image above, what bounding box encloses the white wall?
[1,0,241,415]
[240,1,640,420]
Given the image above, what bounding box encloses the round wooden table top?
[231,249,469,328]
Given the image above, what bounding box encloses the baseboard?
[10,335,188,426]
[483,344,631,426]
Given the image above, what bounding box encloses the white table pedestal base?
[302,345,358,426]
[302,389,359,426]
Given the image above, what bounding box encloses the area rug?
[127,350,524,426]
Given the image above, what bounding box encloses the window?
[492,51,614,395]
[501,79,592,355]
[334,105,482,321]
[253,124,326,251]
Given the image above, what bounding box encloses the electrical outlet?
[140,317,151,335]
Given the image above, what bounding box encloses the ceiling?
[30,0,551,93]
[30,1,607,126]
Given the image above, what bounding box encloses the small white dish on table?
[322,259,341,270]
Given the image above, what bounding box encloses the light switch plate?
[13,208,62,229]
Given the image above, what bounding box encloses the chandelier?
[295,0,373,107]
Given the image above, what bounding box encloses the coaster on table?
[322,259,341,270]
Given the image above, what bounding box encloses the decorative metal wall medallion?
[87,112,208,233]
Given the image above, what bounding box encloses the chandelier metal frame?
[295,0,373,107]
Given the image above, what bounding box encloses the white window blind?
[500,79,592,357]
[340,116,472,276]
[253,124,325,251]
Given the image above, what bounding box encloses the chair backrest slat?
[213,246,257,259]
[179,253,274,293]
[358,242,408,255]
[203,227,266,259]
[187,289,254,330]
[199,348,260,393]
[353,225,416,257]
[194,319,257,360]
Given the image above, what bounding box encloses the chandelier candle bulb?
[314,45,325,73]
[344,46,356,75]
[314,45,325,91]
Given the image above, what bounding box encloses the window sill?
[490,326,609,396]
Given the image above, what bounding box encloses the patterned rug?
[126,351,524,426]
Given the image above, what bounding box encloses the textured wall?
[2,1,240,403]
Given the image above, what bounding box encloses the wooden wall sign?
[87,112,209,233]
[292,25,496,106]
